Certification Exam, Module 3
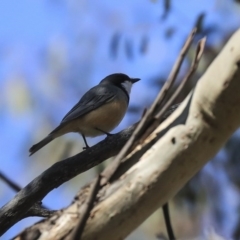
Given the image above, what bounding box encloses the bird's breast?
[75,97,128,136]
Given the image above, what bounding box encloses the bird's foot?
[83,145,90,150]
[95,128,113,137]
[105,133,114,140]
[106,132,113,137]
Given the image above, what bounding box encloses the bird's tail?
[29,135,54,156]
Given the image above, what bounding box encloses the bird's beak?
[130,78,140,84]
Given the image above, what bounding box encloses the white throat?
[121,81,132,95]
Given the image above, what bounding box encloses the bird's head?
[100,73,140,95]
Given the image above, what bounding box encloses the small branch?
[162,203,175,240]
[71,175,101,240]
[142,36,206,139]
[0,171,22,192]
[24,203,56,218]
[0,171,50,210]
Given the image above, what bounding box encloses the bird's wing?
[60,85,116,124]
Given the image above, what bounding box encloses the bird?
[29,73,140,156]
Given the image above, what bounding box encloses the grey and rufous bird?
[29,73,140,156]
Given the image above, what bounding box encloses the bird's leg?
[95,128,113,137]
[81,134,90,149]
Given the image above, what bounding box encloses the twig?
[162,203,175,240]
[0,171,22,192]
[101,28,197,184]
[24,203,55,218]
[142,36,206,140]
[0,171,50,210]
[71,175,101,240]
[155,36,206,122]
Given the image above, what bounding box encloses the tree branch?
[0,171,22,192]
[23,203,55,218]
